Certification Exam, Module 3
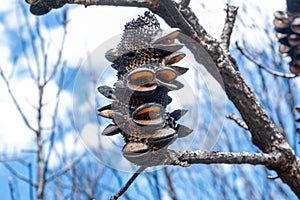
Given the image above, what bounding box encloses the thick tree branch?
[164,150,282,168]
[109,150,282,199]
[173,4,300,196]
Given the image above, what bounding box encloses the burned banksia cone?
[97,11,193,166]
[273,10,300,74]
[296,107,300,134]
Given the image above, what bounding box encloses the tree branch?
[236,42,297,79]
[164,150,282,168]
[44,156,83,184]
[221,5,238,54]
[163,168,178,200]
[0,68,37,133]
[174,4,300,196]
[2,162,37,187]
[8,177,16,200]
[226,113,248,130]
[109,166,147,200]
[109,150,282,199]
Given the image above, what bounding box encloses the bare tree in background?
[0,4,87,200]
[2,0,300,199]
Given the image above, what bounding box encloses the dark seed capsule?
[102,124,120,136]
[132,103,165,126]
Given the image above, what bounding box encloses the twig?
[16,4,35,81]
[221,5,238,54]
[109,166,147,200]
[236,42,297,78]
[45,155,83,183]
[21,2,42,84]
[0,68,37,133]
[8,176,15,200]
[44,64,66,178]
[44,9,68,84]
[226,113,248,130]
[163,168,178,200]
[28,163,34,200]
[0,156,30,165]
[2,162,37,187]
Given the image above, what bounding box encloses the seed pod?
[97,12,193,166]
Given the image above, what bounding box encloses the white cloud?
[0,0,17,13]
[190,0,286,45]
[0,79,36,152]
[61,6,149,66]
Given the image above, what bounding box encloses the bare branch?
[0,156,29,165]
[221,5,238,54]
[109,150,282,199]
[16,4,36,81]
[2,162,37,187]
[163,168,178,200]
[44,62,66,178]
[28,163,34,200]
[226,113,248,130]
[0,68,37,133]
[109,166,147,200]
[45,155,83,184]
[8,177,16,200]
[44,9,68,85]
[172,4,300,196]
[236,42,297,78]
[20,3,42,83]
[164,150,282,168]
[36,85,45,199]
